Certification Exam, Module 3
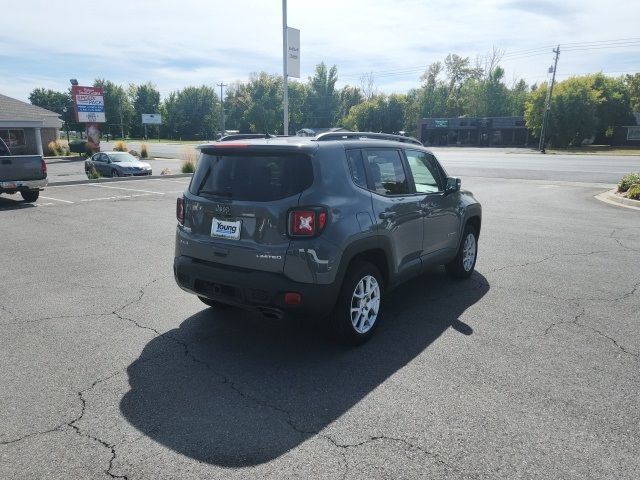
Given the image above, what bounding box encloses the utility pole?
[539,45,560,153]
[217,82,227,136]
[282,0,289,135]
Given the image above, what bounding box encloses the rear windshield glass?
[189,153,313,201]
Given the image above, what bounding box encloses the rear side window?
[189,153,313,201]
[346,149,367,188]
[363,149,410,195]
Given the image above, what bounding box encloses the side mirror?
[445,177,461,194]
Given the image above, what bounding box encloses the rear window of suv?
[189,153,313,202]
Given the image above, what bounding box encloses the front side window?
[363,149,410,196]
[404,150,443,193]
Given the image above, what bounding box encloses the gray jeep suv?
[174,132,481,344]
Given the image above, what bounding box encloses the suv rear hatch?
[181,146,314,273]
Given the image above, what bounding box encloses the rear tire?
[330,261,383,345]
[21,190,39,203]
[445,224,478,279]
[198,296,230,309]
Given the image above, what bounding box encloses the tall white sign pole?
[282,0,288,135]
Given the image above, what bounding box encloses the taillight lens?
[289,208,327,237]
[176,197,185,224]
[41,159,47,175]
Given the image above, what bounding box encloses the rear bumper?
[174,255,339,318]
[0,178,47,192]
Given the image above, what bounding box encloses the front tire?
[21,190,39,202]
[446,224,478,279]
[330,261,383,345]
[111,169,120,178]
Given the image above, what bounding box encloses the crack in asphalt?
[320,434,477,479]
[613,237,640,254]
[487,250,608,274]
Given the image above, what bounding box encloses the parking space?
[0,178,190,209]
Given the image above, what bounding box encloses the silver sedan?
[85,152,152,178]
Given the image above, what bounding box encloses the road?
[100,141,639,184]
[1,154,639,479]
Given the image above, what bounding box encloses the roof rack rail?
[314,131,422,146]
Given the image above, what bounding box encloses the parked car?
[85,152,152,178]
[173,132,482,344]
[0,137,47,203]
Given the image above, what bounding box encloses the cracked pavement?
[1,157,639,479]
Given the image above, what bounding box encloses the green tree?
[336,85,364,124]
[28,88,79,133]
[128,83,161,138]
[590,73,635,141]
[626,73,640,114]
[162,85,219,140]
[303,62,339,127]
[507,79,529,116]
[93,79,134,138]
[343,94,407,133]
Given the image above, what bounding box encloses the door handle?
[379,212,397,219]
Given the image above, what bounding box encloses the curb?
[48,173,193,187]
[594,189,640,211]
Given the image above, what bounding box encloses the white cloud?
[0,0,638,101]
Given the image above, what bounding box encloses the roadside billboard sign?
[72,86,105,123]
[627,126,640,140]
[142,114,162,125]
[287,27,300,78]
[434,119,448,128]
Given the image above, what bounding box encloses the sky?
[0,0,639,102]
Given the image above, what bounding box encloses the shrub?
[161,168,172,175]
[69,139,87,154]
[47,139,69,156]
[181,160,195,173]
[113,140,128,152]
[618,172,640,192]
[140,143,149,158]
[627,184,640,200]
[87,166,101,179]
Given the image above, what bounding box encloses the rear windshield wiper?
[198,189,232,198]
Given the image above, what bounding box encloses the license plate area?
[211,217,242,240]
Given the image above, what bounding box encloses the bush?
[180,160,195,173]
[627,184,640,200]
[113,140,128,152]
[69,139,88,154]
[161,168,172,175]
[140,143,149,158]
[87,166,101,179]
[618,172,640,192]
[47,139,70,156]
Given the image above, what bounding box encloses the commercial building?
[0,93,62,155]
[419,116,530,147]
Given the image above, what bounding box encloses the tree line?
[29,52,640,147]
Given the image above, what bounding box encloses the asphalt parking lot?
[1,156,640,479]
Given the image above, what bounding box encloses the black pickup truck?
[0,138,48,202]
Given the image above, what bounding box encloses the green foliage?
[69,139,88,154]
[163,85,219,140]
[303,62,339,127]
[625,73,640,113]
[94,79,135,138]
[224,74,283,134]
[180,160,195,173]
[627,184,640,200]
[618,172,640,192]
[343,94,408,133]
[129,83,161,138]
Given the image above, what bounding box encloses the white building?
[0,93,63,155]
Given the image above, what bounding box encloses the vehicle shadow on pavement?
[0,197,36,211]
[120,270,489,467]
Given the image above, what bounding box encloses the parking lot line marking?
[80,193,153,202]
[147,178,191,184]
[87,184,166,195]
[40,196,74,204]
